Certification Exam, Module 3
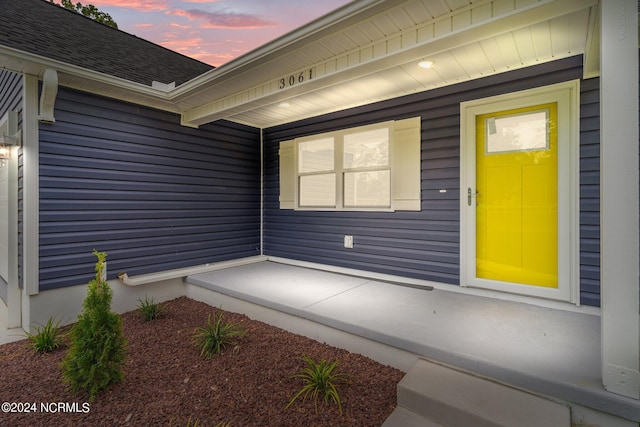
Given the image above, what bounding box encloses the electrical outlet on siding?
[344,235,354,249]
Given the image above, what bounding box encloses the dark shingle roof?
[0,0,213,86]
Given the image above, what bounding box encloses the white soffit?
[177,0,599,128]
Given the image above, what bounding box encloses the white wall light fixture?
[0,110,21,165]
[0,146,10,165]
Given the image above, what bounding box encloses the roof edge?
[0,45,171,96]
[170,0,405,94]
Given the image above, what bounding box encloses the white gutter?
[117,255,267,286]
[259,128,264,255]
[0,45,181,116]
[0,45,173,97]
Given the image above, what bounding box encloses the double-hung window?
[298,137,337,207]
[279,117,421,211]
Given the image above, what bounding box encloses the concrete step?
[387,358,570,427]
[382,406,443,427]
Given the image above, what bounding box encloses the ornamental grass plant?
[193,309,245,359]
[286,355,351,414]
[25,317,64,354]
[137,295,162,321]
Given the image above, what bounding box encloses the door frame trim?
[460,80,580,304]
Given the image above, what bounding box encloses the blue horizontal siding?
[264,55,603,307]
[579,77,600,306]
[38,88,261,291]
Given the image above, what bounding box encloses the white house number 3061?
[279,69,313,89]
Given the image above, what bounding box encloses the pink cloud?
[89,0,169,11]
[169,8,275,29]
[160,37,203,50]
[194,52,234,65]
[170,22,191,30]
[156,37,232,66]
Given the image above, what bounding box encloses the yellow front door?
[475,103,558,288]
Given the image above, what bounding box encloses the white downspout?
[260,127,264,255]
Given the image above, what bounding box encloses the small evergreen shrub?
[61,250,127,401]
[286,355,351,414]
[137,295,162,321]
[25,317,64,354]
[193,309,245,359]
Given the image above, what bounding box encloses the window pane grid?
[344,170,391,208]
[296,125,392,210]
[298,137,335,173]
[299,174,336,207]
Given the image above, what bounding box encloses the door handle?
[467,187,479,206]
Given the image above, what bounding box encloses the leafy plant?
[168,418,230,427]
[193,309,245,359]
[25,317,64,354]
[48,0,119,28]
[137,295,162,321]
[61,250,127,401]
[286,355,351,414]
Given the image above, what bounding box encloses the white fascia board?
[170,0,399,97]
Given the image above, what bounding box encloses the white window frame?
[280,117,421,212]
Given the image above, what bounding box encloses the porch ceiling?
[0,0,600,130]
[174,0,600,129]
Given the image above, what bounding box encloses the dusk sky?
[85,0,353,67]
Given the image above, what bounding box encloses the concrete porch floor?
[185,260,640,422]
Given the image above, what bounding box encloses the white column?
[21,74,40,330]
[600,0,640,399]
[6,112,20,328]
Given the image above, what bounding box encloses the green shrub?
[61,250,127,401]
[137,295,162,321]
[193,309,245,359]
[286,355,351,414]
[25,317,64,354]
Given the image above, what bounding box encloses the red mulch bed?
[0,296,404,426]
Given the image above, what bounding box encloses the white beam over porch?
[600,0,640,399]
